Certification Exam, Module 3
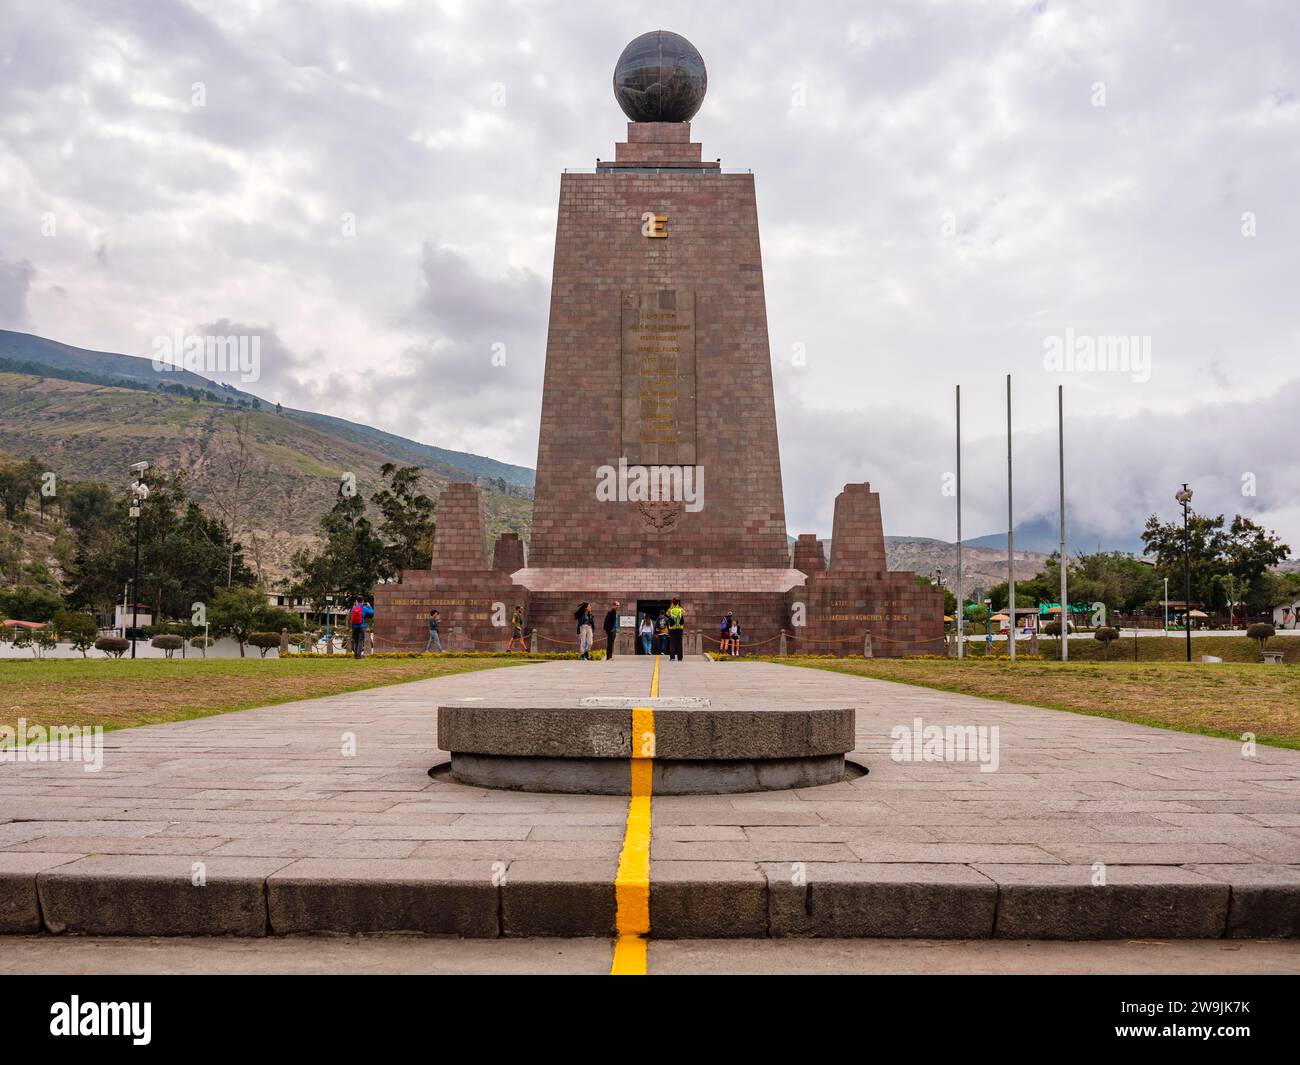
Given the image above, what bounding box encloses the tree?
[205,413,268,588]
[34,626,57,657]
[0,457,43,521]
[290,487,387,608]
[209,586,264,657]
[1222,516,1291,610]
[209,587,300,657]
[1142,510,1289,612]
[63,471,253,619]
[371,464,435,576]
[53,609,98,657]
[0,585,65,623]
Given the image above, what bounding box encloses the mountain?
[787,535,1054,592]
[0,330,536,582]
[964,515,1145,555]
[884,536,1052,593]
[0,330,534,489]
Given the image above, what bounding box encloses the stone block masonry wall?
[792,533,826,577]
[829,484,888,574]
[529,121,789,571]
[788,576,946,657]
[431,482,489,571]
[492,532,526,573]
[373,572,526,653]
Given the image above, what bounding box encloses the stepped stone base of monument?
[436,698,855,795]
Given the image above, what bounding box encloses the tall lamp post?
[1175,484,1194,663]
[128,462,150,659]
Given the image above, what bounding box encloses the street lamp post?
[128,462,149,659]
[1163,577,1169,636]
[1175,484,1194,663]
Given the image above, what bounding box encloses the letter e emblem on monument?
[641,211,668,238]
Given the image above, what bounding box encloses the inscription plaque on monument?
[621,289,697,465]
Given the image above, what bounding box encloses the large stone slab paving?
[2,658,1299,939]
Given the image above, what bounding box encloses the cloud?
[0,0,1295,553]
[0,254,34,329]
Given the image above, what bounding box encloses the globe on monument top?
[613,30,707,123]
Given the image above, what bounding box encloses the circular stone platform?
[436,697,856,795]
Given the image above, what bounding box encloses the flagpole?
[1058,384,1068,663]
[956,384,964,661]
[1007,374,1015,662]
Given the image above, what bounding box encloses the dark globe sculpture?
[613,30,707,123]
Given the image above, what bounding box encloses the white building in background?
[267,590,347,628]
[113,605,152,633]
[1274,599,1300,629]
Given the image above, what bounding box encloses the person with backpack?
[575,602,595,660]
[424,609,443,653]
[349,599,366,659]
[667,596,686,661]
[603,601,620,661]
[655,611,670,655]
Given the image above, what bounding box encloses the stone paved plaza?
[3,658,1300,940]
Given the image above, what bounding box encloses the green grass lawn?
[731,655,1300,750]
[974,633,1300,663]
[0,655,539,737]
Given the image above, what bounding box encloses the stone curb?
[11,861,1298,939]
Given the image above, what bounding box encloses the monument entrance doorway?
[636,599,671,654]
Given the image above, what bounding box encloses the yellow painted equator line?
[610,655,658,975]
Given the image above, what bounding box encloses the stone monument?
[376,30,943,657]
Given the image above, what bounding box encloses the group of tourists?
[423,604,525,654]
[718,611,743,656]
[413,600,741,659]
[575,598,688,661]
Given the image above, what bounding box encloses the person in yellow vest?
[667,596,686,662]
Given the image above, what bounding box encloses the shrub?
[1094,626,1119,659]
[247,632,282,658]
[1042,620,1062,637]
[1247,622,1276,657]
[151,634,184,659]
[95,636,130,659]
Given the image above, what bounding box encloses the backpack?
[349,604,364,625]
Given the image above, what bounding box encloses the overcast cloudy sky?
[1,0,1296,549]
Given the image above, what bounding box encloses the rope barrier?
[359,626,952,654]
